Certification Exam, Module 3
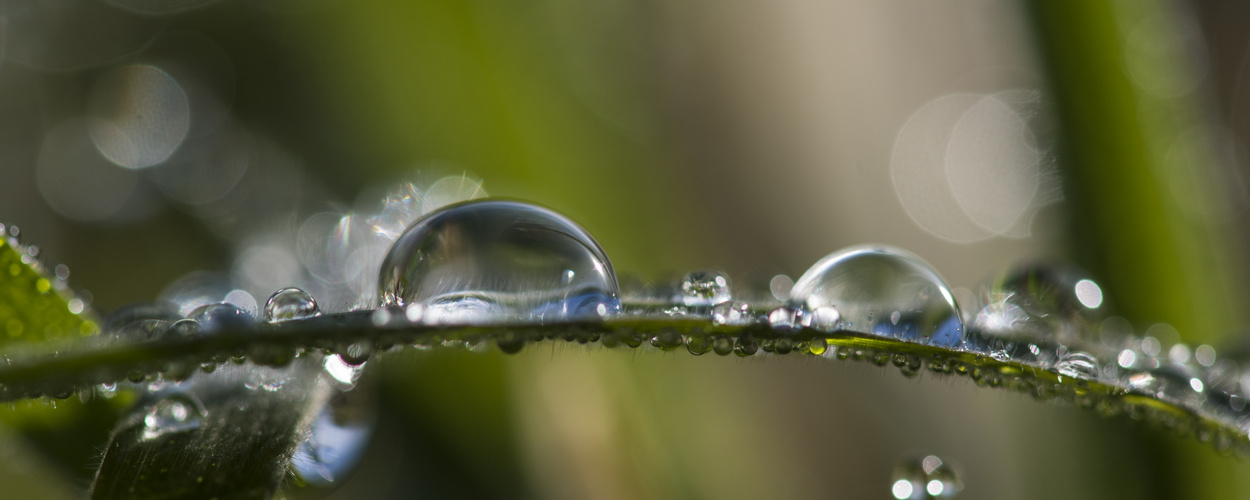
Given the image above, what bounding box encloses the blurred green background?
[3,0,1250,498]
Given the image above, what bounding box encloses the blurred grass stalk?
[1033,0,1250,497]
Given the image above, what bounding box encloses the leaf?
[90,359,332,500]
[0,236,99,346]
[2,310,1247,461]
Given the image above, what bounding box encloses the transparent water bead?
[189,302,255,333]
[292,389,376,487]
[675,270,732,307]
[263,287,320,323]
[973,263,1106,345]
[378,200,620,323]
[789,246,963,347]
[141,393,206,441]
[892,454,963,499]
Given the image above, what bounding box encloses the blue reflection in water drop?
[789,246,964,347]
[377,200,620,322]
[188,302,254,333]
[292,389,376,487]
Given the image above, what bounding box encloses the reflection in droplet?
[378,200,620,323]
[789,246,963,347]
[973,263,1106,346]
[892,454,962,499]
[291,389,375,487]
[263,288,320,323]
[87,65,190,170]
[676,270,732,307]
[142,394,206,440]
[189,302,254,333]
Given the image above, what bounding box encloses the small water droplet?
[676,270,732,307]
[711,336,734,356]
[685,335,711,356]
[734,333,759,357]
[711,301,752,325]
[1055,350,1100,380]
[378,200,620,323]
[340,342,373,365]
[767,306,803,331]
[789,246,963,347]
[806,306,841,332]
[650,330,683,351]
[263,288,320,323]
[142,394,206,440]
[892,454,962,499]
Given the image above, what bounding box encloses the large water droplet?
[973,263,1106,345]
[142,393,206,440]
[378,200,620,323]
[892,454,963,499]
[291,389,376,487]
[789,246,963,347]
[189,302,255,333]
[263,287,320,323]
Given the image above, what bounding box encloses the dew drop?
[291,389,376,487]
[377,200,620,323]
[789,246,963,347]
[685,335,711,356]
[675,270,732,307]
[711,301,752,325]
[711,336,734,356]
[650,330,683,351]
[189,302,255,333]
[1055,350,1100,380]
[973,263,1106,346]
[734,333,759,357]
[142,394,206,440]
[767,306,803,331]
[263,287,320,323]
[892,454,963,499]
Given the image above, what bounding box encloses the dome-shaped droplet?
[189,302,254,333]
[104,302,182,343]
[142,393,206,440]
[675,270,732,307]
[789,246,963,347]
[972,263,1107,345]
[292,388,376,487]
[891,454,963,499]
[377,200,620,323]
[263,287,320,323]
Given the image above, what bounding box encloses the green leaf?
[90,360,332,500]
[0,237,98,345]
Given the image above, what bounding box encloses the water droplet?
[291,388,376,487]
[767,306,803,331]
[676,270,732,307]
[263,287,320,323]
[973,263,1106,345]
[892,454,963,499]
[807,306,841,332]
[789,246,963,347]
[685,335,711,356]
[189,302,255,333]
[142,394,206,440]
[1055,350,1100,380]
[650,330,683,351]
[340,342,373,366]
[734,333,759,357]
[711,336,734,356]
[378,200,620,323]
[711,301,752,325]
